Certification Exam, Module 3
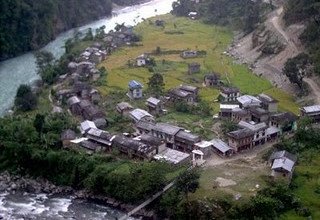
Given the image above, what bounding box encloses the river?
[0,0,174,218]
[0,0,175,116]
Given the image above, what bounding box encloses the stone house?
[249,107,270,123]
[112,135,157,160]
[210,139,234,157]
[237,95,262,109]
[188,62,200,74]
[238,121,268,146]
[258,94,278,113]
[175,130,201,152]
[269,150,297,179]
[220,86,240,102]
[81,104,106,121]
[60,129,77,148]
[129,108,154,123]
[90,89,101,104]
[135,120,156,135]
[128,80,143,99]
[146,97,163,115]
[231,107,251,123]
[169,88,196,104]
[116,102,134,116]
[194,140,213,158]
[300,105,320,122]
[150,123,182,148]
[269,112,297,134]
[219,104,240,118]
[204,73,220,87]
[134,134,166,154]
[67,96,81,115]
[227,128,254,152]
[80,120,97,134]
[86,128,113,150]
[136,54,150,67]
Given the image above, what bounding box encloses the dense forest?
[284,0,320,74]
[0,0,144,60]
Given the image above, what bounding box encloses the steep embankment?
[228,3,305,94]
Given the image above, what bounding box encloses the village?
[45,16,320,200]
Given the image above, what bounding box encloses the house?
[112,135,157,160]
[188,62,200,74]
[136,54,149,67]
[238,121,268,146]
[150,123,182,148]
[146,97,163,115]
[154,148,190,165]
[300,105,320,122]
[90,89,101,104]
[258,94,278,113]
[128,80,143,99]
[266,126,281,142]
[219,104,240,118]
[93,118,107,129]
[269,112,298,134]
[60,129,77,148]
[133,134,166,154]
[80,120,97,134]
[269,150,297,179]
[80,140,101,153]
[231,107,251,123]
[81,105,105,121]
[129,108,154,123]
[204,73,220,87]
[169,88,195,104]
[135,120,156,135]
[175,130,201,152]
[116,102,133,115]
[194,141,213,158]
[227,128,254,152]
[181,50,198,58]
[210,138,234,157]
[237,95,262,108]
[73,82,91,96]
[67,96,81,115]
[220,87,240,102]
[86,128,113,149]
[249,107,269,123]
[56,89,75,101]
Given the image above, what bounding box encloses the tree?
[176,169,200,201]
[35,50,58,84]
[14,84,38,111]
[283,53,313,89]
[34,114,46,138]
[148,72,165,97]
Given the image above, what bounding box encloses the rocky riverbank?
[0,171,153,219]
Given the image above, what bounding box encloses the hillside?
[0,0,144,61]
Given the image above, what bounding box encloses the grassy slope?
[99,14,299,115]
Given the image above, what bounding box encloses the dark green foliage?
[33,113,45,136]
[0,0,113,60]
[14,84,38,111]
[220,120,238,133]
[172,0,195,17]
[283,53,313,89]
[175,168,200,200]
[173,101,212,116]
[147,72,165,97]
[0,115,169,203]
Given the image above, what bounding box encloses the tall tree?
[283,53,313,89]
[175,169,200,201]
[33,113,46,138]
[14,84,38,112]
[148,72,165,97]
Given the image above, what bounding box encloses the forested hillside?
[0,0,143,60]
[284,0,320,73]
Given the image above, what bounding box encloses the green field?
[99,14,300,115]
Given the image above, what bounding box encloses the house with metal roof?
[154,148,190,165]
[128,80,143,99]
[238,121,268,146]
[210,139,234,157]
[269,150,297,179]
[146,97,163,115]
[219,104,240,118]
[269,112,298,134]
[116,102,133,116]
[300,105,320,122]
[80,120,97,134]
[231,107,251,123]
[129,108,154,123]
[258,93,278,113]
[150,123,182,148]
[227,128,254,152]
[237,95,262,108]
[175,130,201,152]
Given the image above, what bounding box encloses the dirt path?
[303,78,320,104]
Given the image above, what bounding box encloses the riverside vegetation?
[1,0,320,219]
